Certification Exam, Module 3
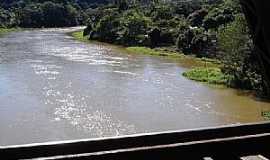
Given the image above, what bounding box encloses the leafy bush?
[18,4,44,27]
[18,1,79,27]
[120,10,151,45]
[150,4,174,21]
[173,1,202,17]
[87,9,151,46]
[0,8,17,27]
[93,13,121,42]
[203,1,235,30]
[177,27,214,57]
[188,8,208,27]
[183,67,227,85]
[218,14,263,92]
[152,17,183,46]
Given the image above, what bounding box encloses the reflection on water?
[0,28,269,146]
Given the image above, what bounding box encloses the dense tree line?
[0,7,17,27]
[0,0,110,27]
[82,0,267,97]
[83,0,236,54]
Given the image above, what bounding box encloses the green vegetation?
[0,28,19,36]
[218,14,263,92]
[262,111,270,120]
[0,0,109,28]
[183,67,228,85]
[71,31,90,43]
[126,47,183,58]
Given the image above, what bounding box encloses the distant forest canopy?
[0,0,109,8]
[0,0,111,27]
[0,0,223,27]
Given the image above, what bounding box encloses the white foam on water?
[113,71,138,76]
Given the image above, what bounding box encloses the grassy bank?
[0,28,20,37]
[70,31,90,43]
[126,47,184,58]
[262,111,270,120]
[71,30,224,85]
[182,67,227,85]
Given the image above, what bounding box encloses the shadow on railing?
[1,122,270,160]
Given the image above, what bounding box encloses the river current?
[0,28,269,146]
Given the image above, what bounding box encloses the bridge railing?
[1,121,270,160]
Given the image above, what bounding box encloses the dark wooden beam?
[33,133,270,160]
[1,122,270,160]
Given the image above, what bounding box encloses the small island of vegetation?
[183,67,227,85]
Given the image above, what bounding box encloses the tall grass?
[183,67,228,85]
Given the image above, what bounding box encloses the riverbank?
[70,30,90,43]
[182,67,227,85]
[71,30,224,85]
[0,28,20,37]
[71,31,221,64]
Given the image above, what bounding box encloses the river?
[0,28,269,146]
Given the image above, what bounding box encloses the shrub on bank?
[183,67,227,85]
[218,14,264,93]
[85,9,152,46]
[0,28,19,36]
[71,31,90,43]
[177,27,215,57]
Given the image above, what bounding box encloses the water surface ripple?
[0,28,269,146]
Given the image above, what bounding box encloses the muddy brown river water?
[0,28,270,146]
